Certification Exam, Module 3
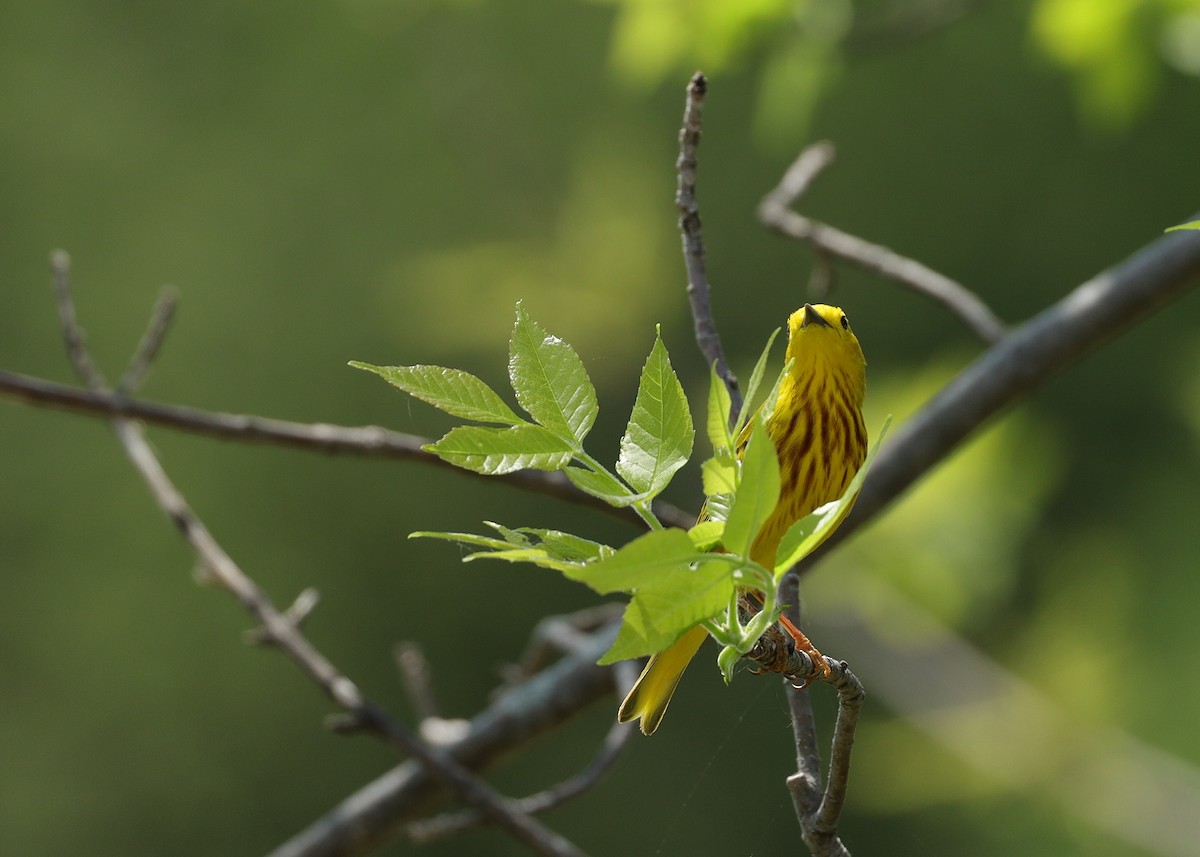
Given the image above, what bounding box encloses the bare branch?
[48,260,590,857]
[406,660,639,844]
[118,285,179,394]
[808,216,1200,568]
[50,249,107,388]
[0,370,693,531]
[269,625,621,857]
[757,142,1007,344]
[677,71,742,415]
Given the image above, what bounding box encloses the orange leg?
[741,591,831,681]
[777,611,831,681]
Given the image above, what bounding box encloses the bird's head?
[784,303,867,401]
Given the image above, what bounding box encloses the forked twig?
[758,141,1007,344]
[46,253,589,857]
[406,660,639,844]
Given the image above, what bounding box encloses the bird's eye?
[840,315,850,330]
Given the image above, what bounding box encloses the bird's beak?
[801,303,831,330]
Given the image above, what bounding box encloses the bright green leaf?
[463,547,578,572]
[508,302,598,446]
[348,362,521,425]
[564,466,639,507]
[701,457,737,496]
[616,328,694,497]
[516,528,614,562]
[773,416,892,575]
[704,492,734,524]
[734,327,780,436]
[1166,221,1200,233]
[563,528,703,595]
[721,419,781,558]
[408,531,513,551]
[426,424,574,474]
[598,560,732,663]
[706,361,734,453]
[687,520,724,551]
[482,521,532,547]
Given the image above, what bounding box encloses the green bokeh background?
[2,1,1199,855]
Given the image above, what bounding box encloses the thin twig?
[118,285,179,394]
[758,142,1007,344]
[0,370,693,530]
[406,660,639,844]
[676,71,742,417]
[48,258,590,857]
[50,250,107,388]
[269,623,621,857]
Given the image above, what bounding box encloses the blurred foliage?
[1,1,1199,856]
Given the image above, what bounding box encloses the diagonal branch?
[269,624,622,857]
[758,141,1007,344]
[47,253,590,857]
[809,216,1200,566]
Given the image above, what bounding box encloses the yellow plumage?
[618,303,868,735]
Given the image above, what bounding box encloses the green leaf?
[515,528,614,562]
[408,531,514,551]
[687,520,724,551]
[703,492,734,524]
[508,302,598,446]
[721,419,781,558]
[598,560,732,663]
[425,424,574,474]
[463,547,578,572]
[563,466,639,507]
[773,416,893,575]
[734,327,780,436]
[1166,221,1200,233]
[349,362,521,425]
[482,521,532,547]
[616,328,694,497]
[706,361,734,453]
[562,528,703,595]
[701,457,737,497]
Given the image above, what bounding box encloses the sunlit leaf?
[616,328,694,497]
[563,528,702,595]
[598,559,732,663]
[425,424,574,474]
[508,302,598,446]
[348,362,521,425]
[734,326,780,437]
[563,466,639,507]
[701,457,737,496]
[706,361,734,453]
[721,420,781,558]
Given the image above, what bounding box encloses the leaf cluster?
[353,304,886,677]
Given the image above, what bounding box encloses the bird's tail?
[617,625,708,735]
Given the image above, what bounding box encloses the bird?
[617,303,868,735]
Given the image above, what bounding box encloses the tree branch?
[810,217,1200,566]
[0,370,693,531]
[46,253,591,857]
[677,71,742,417]
[269,624,622,857]
[758,141,1007,344]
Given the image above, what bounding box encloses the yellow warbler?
[617,303,868,735]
